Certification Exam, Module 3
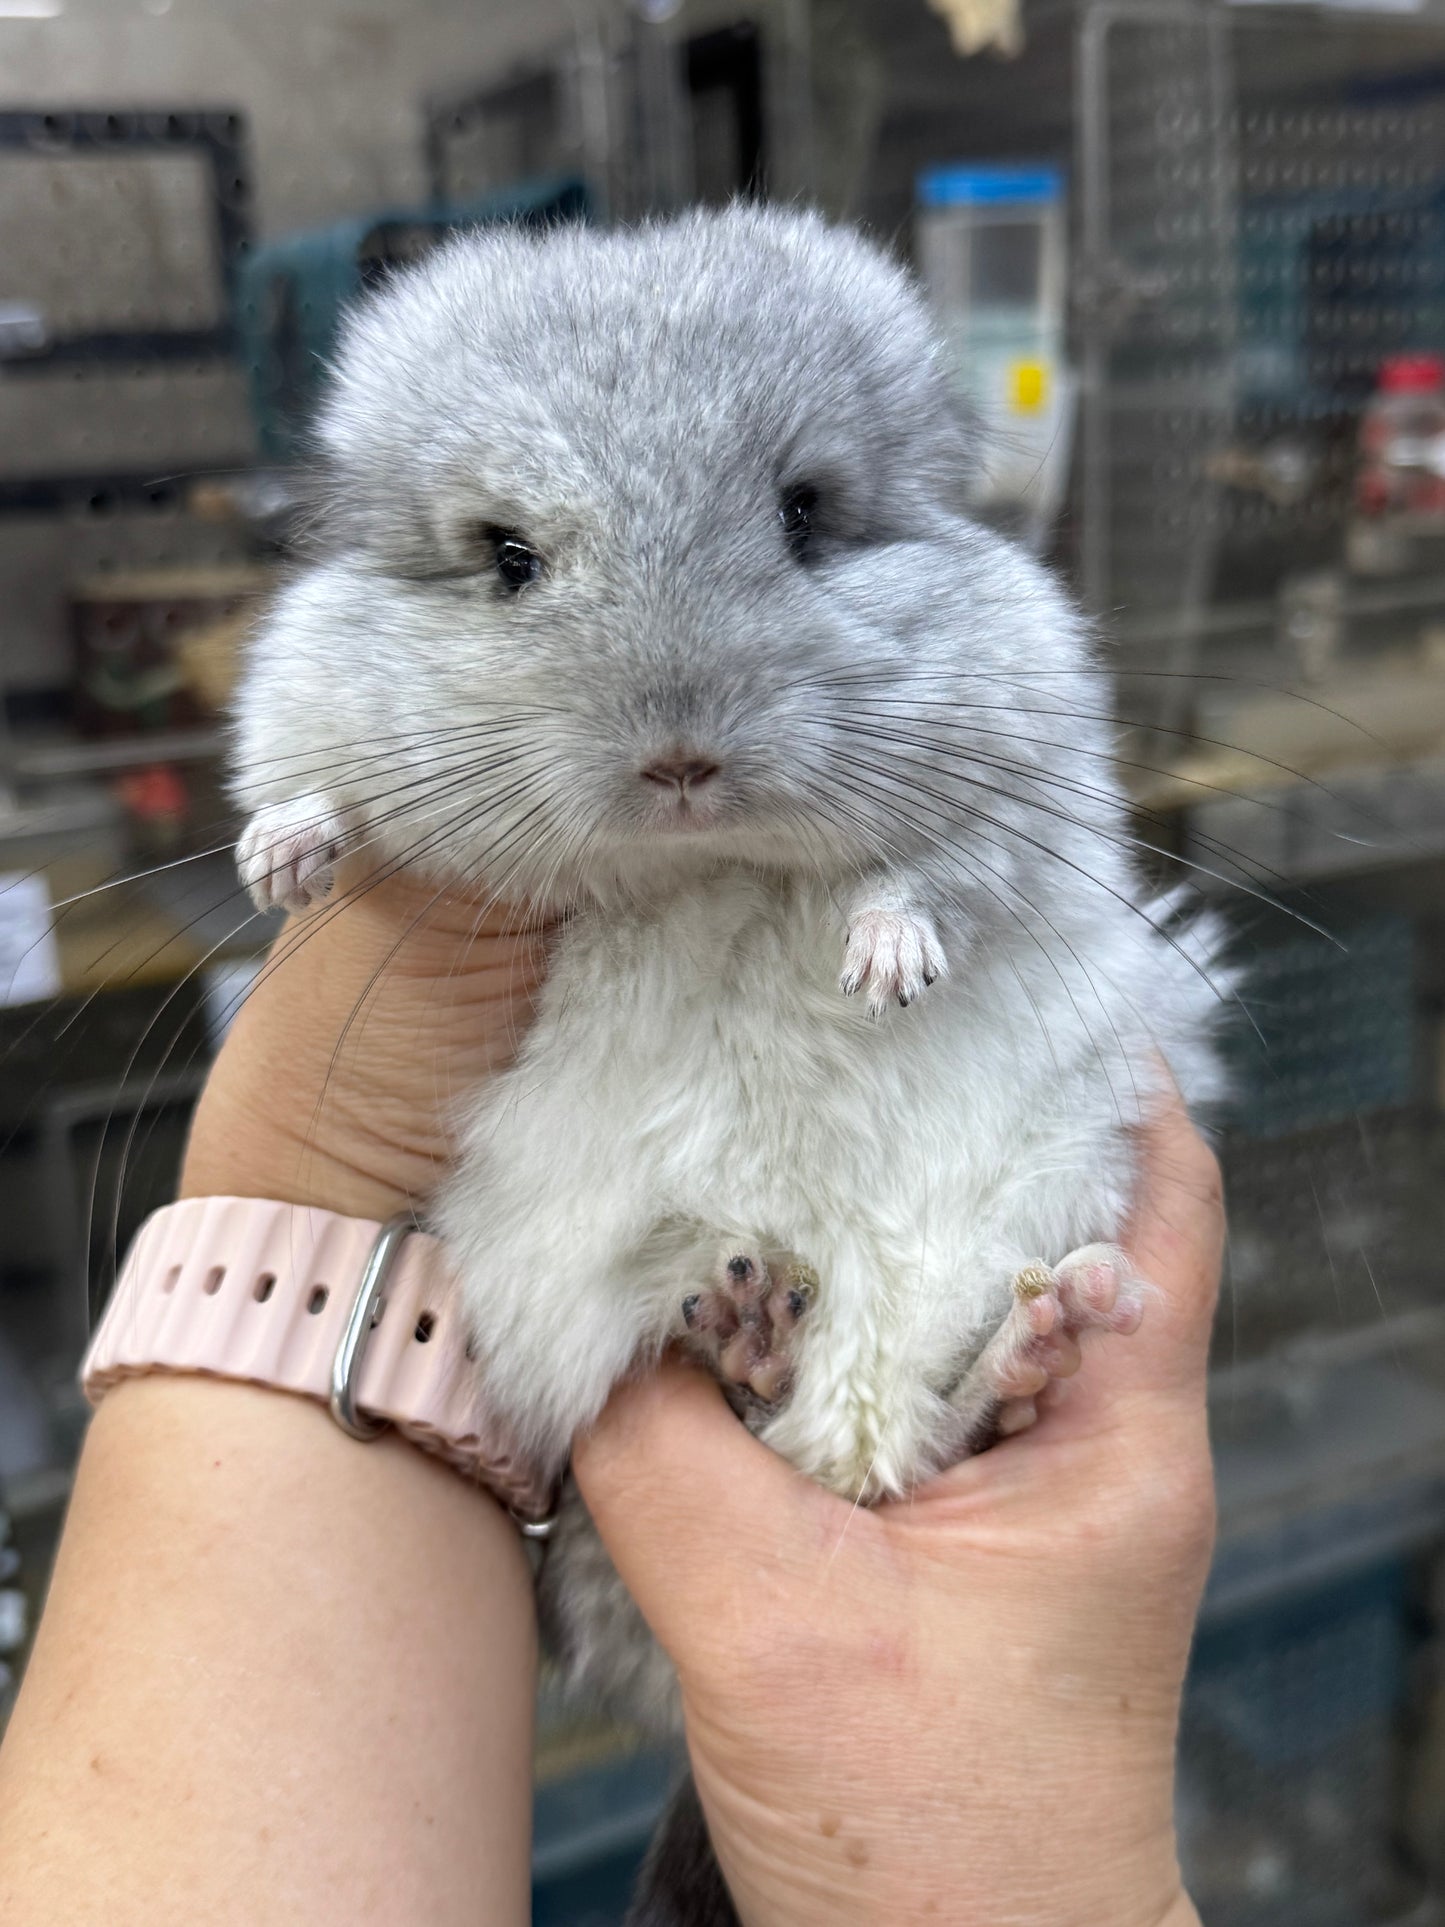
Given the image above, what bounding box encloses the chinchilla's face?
[299,206,1065,902]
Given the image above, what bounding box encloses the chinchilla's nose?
[638,750,721,795]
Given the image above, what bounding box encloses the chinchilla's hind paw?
[950,1244,1144,1442]
[678,1245,819,1410]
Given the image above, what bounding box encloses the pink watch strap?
[81,1196,553,1522]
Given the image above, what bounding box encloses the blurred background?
[0,0,1443,1919]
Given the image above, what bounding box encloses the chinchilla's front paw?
[840,906,946,1018]
[236,794,352,915]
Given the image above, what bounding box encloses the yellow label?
[1008,359,1049,413]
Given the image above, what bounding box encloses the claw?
[1012,1265,1054,1301]
[949,1246,1146,1447]
[678,1246,821,1412]
[237,794,352,916]
[839,906,946,1019]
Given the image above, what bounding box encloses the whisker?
[112,766,569,1238]
[90,900,264,1290]
[796,661,1394,753]
[815,724,1243,1010]
[819,715,1341,948]
[806,684,1412,849]
[805,698,1373,850]
[804,778,1130,1118]
[228,713,553,796]
[821,740,1239,1105]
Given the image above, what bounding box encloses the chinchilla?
[233,204,1223,1925]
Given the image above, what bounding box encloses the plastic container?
[1355,353,1445,521]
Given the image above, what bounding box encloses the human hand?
[180,865,551,1220]
[573,1081,1221,1927]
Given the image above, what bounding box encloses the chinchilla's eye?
[778,483,819,561]
[485,527,544,591]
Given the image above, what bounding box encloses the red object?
[1377,353,1445,395]
[116,764,190,825]
[1354,352,1445,520]
[1355,468,1391,514]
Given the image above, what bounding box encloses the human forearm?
[0,1377,536,1926]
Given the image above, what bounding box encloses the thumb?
[1053,1073,1224,1433]
[571,1356,815,1651]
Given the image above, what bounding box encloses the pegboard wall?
[1077,3,1445,620]
[1217,1104,1445,1362]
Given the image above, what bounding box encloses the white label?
[0,871,62,1007]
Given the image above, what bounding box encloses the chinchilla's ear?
[921,366,987,514]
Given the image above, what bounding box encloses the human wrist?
[704,1797,1186,1927]
[178,1120,421,1223]
[683,1689,1187,1927]
[714,1852,1191,1927]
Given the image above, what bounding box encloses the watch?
[80,1196,554,1527]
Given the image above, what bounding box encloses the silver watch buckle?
[329,1213,414,1442]
[330,1213,561,1541]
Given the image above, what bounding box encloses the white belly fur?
[440,870,1184,1498]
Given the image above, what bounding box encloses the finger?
[1051,1073,1224,1426]
[329,856,555,943]
[572,1357,816,1647]
[319,865,555,984]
